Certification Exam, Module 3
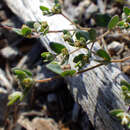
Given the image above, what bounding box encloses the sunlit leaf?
[61,70,76,77]
[110,109,124,116]
[50,42,66,54]
[123,7,130,16]
[21,25,32,36]
[12,68,32,79]
[8,91,23,106]
[46,61,63,75]
[40,6,50,12]
[96,49,111,62]
[108,15,119,30]
[41,52,54,62]
[121,80,130,89]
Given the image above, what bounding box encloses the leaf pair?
[12,68,34,88]
[75,29,97,42]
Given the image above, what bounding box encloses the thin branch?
[0,24,12,30]
[34,56,130,83]
[96,30,110,40]
[111,56,130,63]
[76,63,103,74]
[35,75,61,83]
[70,48,80,54]
[61,13,90,31]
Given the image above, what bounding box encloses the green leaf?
[108,15,119,30]
[25,21,35,28]
[128,123,130,129]
[123,7,130,16]
[12,68,32,78]
[117,21,125,27]
[121,80,130,89]
[41,52,54,62]
[88,29,97,41]
[46,61,63,75]
[12,68,27,79]
[8,91,23,106]
[21,25,32,36]
[22,69,32,77]
[50,42,66,54]
[96,49,111,61]
[75,30,89,41]
[40,6,50,12]
[95,13,111,27]
[73,54,85,63]
[61,70,76,77]
[110,109,124,116]
[12,28,22,35]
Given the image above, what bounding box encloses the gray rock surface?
[0,88,8,126]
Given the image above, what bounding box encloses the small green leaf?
[108,15,119,30]
[117,21,125,27]
[73,54,85,63]
[61,70,76,77]
[123,7,130,16]
[8,91,23,106]
[50,42,66,54]
[46,61,63,75]
[12,28,22,35]
[121,80,130,90]
[40,6,50,12]
[128,123,130,129]
[95,13,111,27]
[96,49,111,62]
[41,52,54,62]
[12,68,27,79]
[110,109,124,116]
[75,30,89,41]
[88,29,97,41]
[21,25,32,36]
[12,68,32,78]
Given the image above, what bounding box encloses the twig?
[61,13,90,31]
[76,63,103,74]
[70,48,80,54]
[111,56,130,63]
[35,75,61,83]
[96,30,110,40]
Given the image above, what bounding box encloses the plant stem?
[61,12,90,31]
[76,63,103,74]
[97,30,110,40]
[111,56,130,63]
[35,75,61,83]
[70,48,81,54]
[0,24,12,30]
